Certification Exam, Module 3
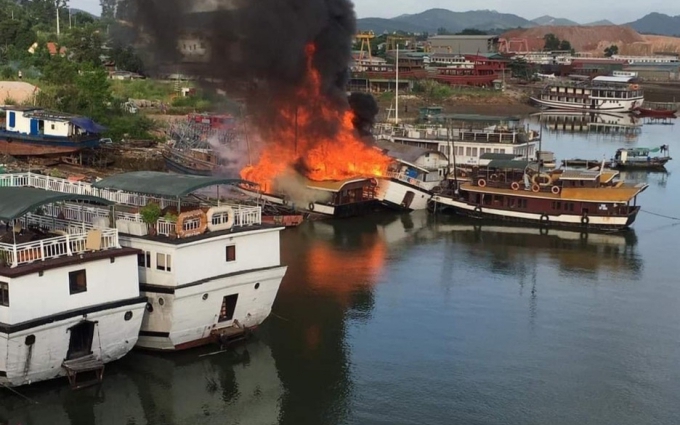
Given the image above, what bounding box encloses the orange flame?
[240,43,391,190]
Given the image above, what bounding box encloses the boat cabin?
[376,139,449,186]
[2,108,105,139]
[0,186,146,387]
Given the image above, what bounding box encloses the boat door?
[620,150,628,164]
[29,119,40,135]
[401,191,415,208]
[67,321,96,360]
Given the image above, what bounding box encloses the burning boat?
[374,139,449,211]
[0,187,146,388]
[430,159,649,232]
[0,107,105,157]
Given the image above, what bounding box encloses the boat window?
[226,245,236,262]
[137,251,151,268]
[520,199,528,209]
[552,201,561,210]
[218,294,239,322]
[0,281,8,307]
[69,270,87,295]
[156,253,172,272]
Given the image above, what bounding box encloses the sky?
[69,0,679,24]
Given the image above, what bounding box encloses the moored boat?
[632,107,677,118]
[0,187,146,388]
[610,145,672,170]
[0,107,105,157]
[530,76,644,112]
[429,159,649,232]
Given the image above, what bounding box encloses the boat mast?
[395,44,399,124]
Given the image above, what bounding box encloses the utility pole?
[395,44,399,124]
[56,1,60,37]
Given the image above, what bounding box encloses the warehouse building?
[428,35,500,54]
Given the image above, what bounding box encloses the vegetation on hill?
[626,13,680,37]
[0,0,161,141]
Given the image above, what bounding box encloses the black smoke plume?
[348,92,379,136]
[133,0,369,133]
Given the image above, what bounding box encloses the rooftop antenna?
[395,43,399,124]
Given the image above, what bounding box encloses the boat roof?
[3,108,108,133]
[306,177,370,192]
[486,159,537,170]
[0,187,112,221]
[431,113,521,123]
[592,76,635,84]
[375,139,446,167]
[461,182,648,203]
[93,171,252,197]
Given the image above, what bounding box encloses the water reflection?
[428,216,642,279]
[0,341,282,425]
[530,111,642,141]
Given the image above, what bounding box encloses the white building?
[0,187,146,388]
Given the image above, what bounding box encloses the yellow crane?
[355,31,375,60]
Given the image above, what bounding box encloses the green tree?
[109,43,145,73]
[63,23,104,64]
[456,28,487,35]
[604,45,619,57]
[100,0,116,20]
[558,40,571,51]
[437,27,451,35]
[42,54,79,85]
[543,33,561,51]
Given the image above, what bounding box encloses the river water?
[2,114,680,425]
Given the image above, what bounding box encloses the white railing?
[1,172,264,230]
[0,226,119,268]
[387,171,425,188]
[156,219,175,237]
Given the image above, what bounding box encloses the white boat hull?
[531,96,643,112]
[137,265,288,350]
[376,178,432,211]
[0,299,146,387]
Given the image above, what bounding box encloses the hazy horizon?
[69,0,678,25]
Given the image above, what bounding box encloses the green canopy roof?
[431,113,521,123]
[480,153,520,160]
[92,171,251,198]
[486,160,536,170]
[0,187,112,221]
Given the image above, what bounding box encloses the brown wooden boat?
[430,159,649,232]
[632,107,678,118]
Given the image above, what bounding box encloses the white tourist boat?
[530,76,644,112]
[0,187,146,388]
[374,139,449,211]
[377,114,539,168]
[0,171,288,351]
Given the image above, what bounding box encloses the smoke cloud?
[133,0,362,130]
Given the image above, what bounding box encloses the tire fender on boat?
[581,213,590,226]
[308,202,315,211]
[511,182,520,191]
[176,210,208,238]
[474,205,482,215]
[531,184,540,193]
[540,213,549,224]
[551,185,561,194]
[477,178,487,188]
[206,205,235,232]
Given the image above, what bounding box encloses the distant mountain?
[356,17,427,34]
[357,9,535,34]
[626,13,680,36]
[585,20,615,26]
[531,15,579,26]
[69,8,99,19]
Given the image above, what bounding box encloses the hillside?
[532,15,579,26]
[357,9,535,33]
[626,13,680,36]
[585,20,615,26]
[500,25,680,55]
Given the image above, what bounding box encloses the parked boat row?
[0,171,287,388]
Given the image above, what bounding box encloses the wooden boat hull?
[633,108,677,118]
[261,214,304,227]
[0,137,101,156]
[164,156,213,176]
[610,160,670,171]
[429,195,640,232]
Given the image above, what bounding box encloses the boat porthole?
[25,335,36,346]
[124,311,133,321]
[146,302,154,312]
[158,297,165,306]
[255,282,260,290]
[202,293,209,300]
